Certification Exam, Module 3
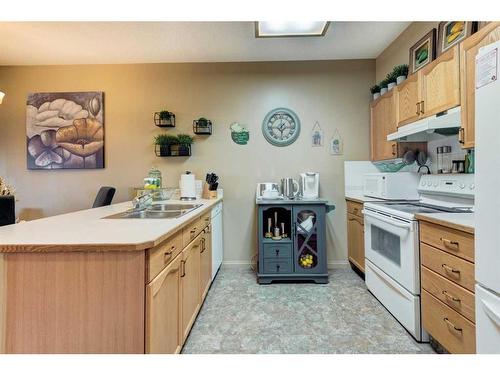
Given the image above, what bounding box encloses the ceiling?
[0,22,409,65]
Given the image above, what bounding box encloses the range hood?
[387,106,461,142]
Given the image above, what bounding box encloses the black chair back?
[92,187,116,208]
[0,195,15,226]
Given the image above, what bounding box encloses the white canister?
[396,75,407,85]
[388,82,396,90]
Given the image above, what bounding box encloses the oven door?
[364,209,420,294]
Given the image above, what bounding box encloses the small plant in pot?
[393,64,409,85]
[176,134,194,156]
[159,110,173,126]
[386,72,398,91]
[379,79,389,95]
[154,134,179,156]
[370,84,381,100]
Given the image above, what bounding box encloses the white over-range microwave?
[363,172,420,200]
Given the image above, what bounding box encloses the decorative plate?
[262,108,301,147]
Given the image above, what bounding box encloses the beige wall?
[375,22,439,82]
[0,60,374,265]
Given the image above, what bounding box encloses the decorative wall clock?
[262,107,301,147]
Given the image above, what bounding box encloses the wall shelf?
[155,144,191,157]
[193,119,212,135]
[154,112,176,128]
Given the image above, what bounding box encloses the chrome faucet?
[132,192,153,210]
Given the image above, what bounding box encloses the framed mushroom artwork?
[26,92,104,169]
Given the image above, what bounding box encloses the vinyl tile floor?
[182,267,434,354]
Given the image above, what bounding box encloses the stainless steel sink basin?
[148,203,201,211]
[103,203,202,219]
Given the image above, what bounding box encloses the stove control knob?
[459,183,466,189]
[433,181,439,187]
[469,183,475,190]
[427,181,432,187]
[421,181,426,187]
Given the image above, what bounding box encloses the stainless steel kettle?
[281,178,299,199]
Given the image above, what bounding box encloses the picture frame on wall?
[409,29,436,74]
[437,21,475,56]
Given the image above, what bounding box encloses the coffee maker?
[299,172,319,199]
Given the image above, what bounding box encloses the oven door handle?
[364,210,413,230]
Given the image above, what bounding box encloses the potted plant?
[393,64,409,85]
[154,134,179,156]
[379,79,389,95]
[176,134,194,156]
[158,110,173,126]
[193,117,212,134]
[370,84,381,100]
[386,72,397,91]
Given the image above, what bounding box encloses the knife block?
[202,183,217,199]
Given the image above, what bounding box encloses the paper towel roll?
[180,173,196,199]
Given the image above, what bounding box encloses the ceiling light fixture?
[255,21,329,38]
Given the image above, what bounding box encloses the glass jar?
[436,147,443,174]
[442,146,452,174]
[148,167,162,188]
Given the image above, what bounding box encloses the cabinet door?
[146,256,182,354]
[180,238,201,343]
[347,213,365,273]
[397,72,421,126]
[293,205,326,274]
[460,22,500,148]
[200,225,212,301]
[420,45,460,117]
[370,90,397,161]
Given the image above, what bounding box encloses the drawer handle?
[200,238,206,253]
[180,260,186,277]
[442,290,461,303]
[420,101,425,114]
[275,249,280,256]
[416,102,420,115]
[441,238,459,250]
[442,264,460,274]
[276,264,280,272]
[164,248,174,260]
[443,317,463,333]
[190,228,197,237]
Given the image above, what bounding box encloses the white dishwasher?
[211,202,223,280]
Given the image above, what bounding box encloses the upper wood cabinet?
[180,237,201,343]
[146,256,182,354]
[460,22,500,148]
[397,72,421,126]
[370,89,397,161]
[420,45,461,117]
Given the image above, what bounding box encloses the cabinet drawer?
[182,218,202,247]
[420,221,474,262]
[147,231,183,282]
[200,212,211,229]
[262,259,292,274]
[421,243,475,292]
[422,266,475,323]
[346,200,363,218]
[262,243,292,259]
[422,290,476,353]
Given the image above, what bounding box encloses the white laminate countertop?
[0,197,222,252]
[415,212,475,233]
[344,191,382,203]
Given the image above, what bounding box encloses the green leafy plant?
[154,134,179,146]
[386,71,397,84]
[177,134,194,147]
[393,64,409,78]
[197,117,209,126]
[379,78,389,89]
[370,84,381,94]
[159,110,172,119]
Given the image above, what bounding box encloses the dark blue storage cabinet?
[256,200,330,284]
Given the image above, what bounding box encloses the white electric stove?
[363,174,475,342]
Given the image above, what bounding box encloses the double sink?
[104,203,202,219]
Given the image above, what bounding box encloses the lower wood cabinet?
[146,256,182,354]
[200,225,212,301]
[180,237,202,343]
[346,200,365,274]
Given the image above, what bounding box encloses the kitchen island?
[0,197,222,354]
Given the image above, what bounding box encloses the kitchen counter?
[0,197,222,252]
[415,212,474,234]
[344,191,382,203]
